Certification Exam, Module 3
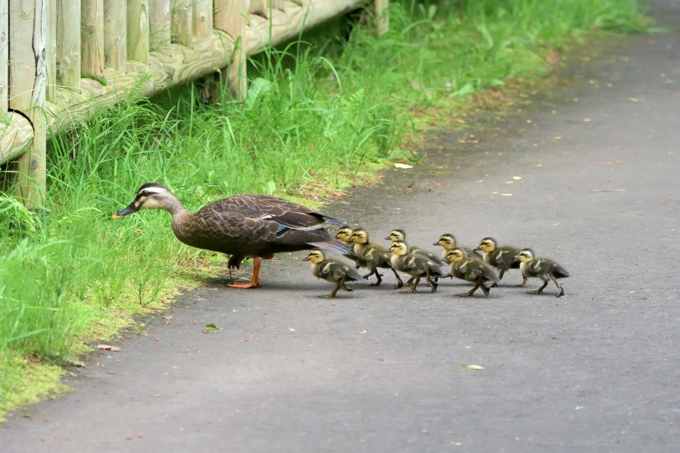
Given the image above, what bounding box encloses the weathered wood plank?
[149,0,171,50]
[9,0,47,208]
[46,0,56,102]
[0,113,34,165]
[127,0,150,63]
[375,0,388,36]
[192,0,212,38]
[0,1,8,112]
[82,0,105,77]
[172,0,192,46]
[57,0,81,90]
[215,0,249,100]
[104,0,127,71]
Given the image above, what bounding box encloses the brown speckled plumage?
[114,183,348,287]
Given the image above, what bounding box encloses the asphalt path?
[2,2,680,451]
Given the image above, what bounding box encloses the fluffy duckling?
[389,241,443,293]
[336,226,365,269]
[444,248,499,297]
[433,233,482,260]
[349,228,403,287]
[386,229,440,262]
[517,248,570,298]
[476,237,522,286]
[304,249,363,298]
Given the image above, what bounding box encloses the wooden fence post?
[172,0,192,46]
[149,0,171,50]
[192,0,212,39]
[82,0,105,78]
[57,0,81,90]
[9,0,47,209]
[215,0,248,101]
[0,0,7,112]
[46,1,56,102]
[104,0,127,71]
[376,0,388,36]
[128,0,149,63]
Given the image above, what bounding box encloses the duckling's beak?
[384,236,391,241]
[111,202,139,219]
[441,259,448,264]
[473,247,481,252]
[433,241,441,246]
[302,257,310,261]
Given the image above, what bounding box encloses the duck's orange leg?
[227,254,273,289]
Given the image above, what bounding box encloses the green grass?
[0,0,647,419]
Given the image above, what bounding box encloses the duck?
[303,249,363,298]
[112,183,349,288]
[389,241,443,293]
[475,237,522,286]
[335,226,365,269]
[349,228,403,287]
[517,248,570,298]
[443,248,499,297]
[433,233,482,260]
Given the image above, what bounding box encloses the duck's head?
[112,183,177,218]
[349,228,369,244]
[517,248,535,263]
[444,248,466,264]
[434,233,457,249]
[304,249,326,264]
[389,241,408,257]
[386,229,406,242]
[477,237,498,253]
[336,226,354,243]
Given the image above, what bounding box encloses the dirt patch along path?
[3,6,680,453]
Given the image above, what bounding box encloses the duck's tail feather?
[308,240,351,255]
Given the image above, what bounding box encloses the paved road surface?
[2,1,679,451]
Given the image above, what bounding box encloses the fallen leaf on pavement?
[501,193,513,197]
[513,176,522,180]
[328,191,348,197]
[394,163,413,169]
[204,323,218,333]
[600,160,622,165]
[458,365,485,370]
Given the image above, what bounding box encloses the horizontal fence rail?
[0,0,389,208]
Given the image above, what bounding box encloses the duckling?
[517,248,570,298]
[303,249,363,298]
[389,241,443,293]
[386,229,440,263]
[433,233,482,260]
[335,226,365,269]
[476,237,522,286]
[112,183,349,288]
[349,228,403,287]
[444,248,499,297]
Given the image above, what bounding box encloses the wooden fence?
[0,0,389,209]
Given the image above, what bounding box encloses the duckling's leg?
[479,280,490,296]
[228,257,263,288]
[391,268,404,289]
[489,269,505,288]
[459,281,481,297]
[529,280,549,295]
[425,269,438,293]
[516,277,528,287]
[551,277,565,298]
[325,278,344,298]
[406,277,420,294]
[363,267,383,286]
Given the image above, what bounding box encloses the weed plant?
[0,0,645,418]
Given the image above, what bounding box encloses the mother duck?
[112,183,349,288]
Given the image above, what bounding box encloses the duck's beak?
[302,257,310,261]
[473,247,481,252]
[441,259,448,264]
[111,202,138,219]
[433,241,441,246]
